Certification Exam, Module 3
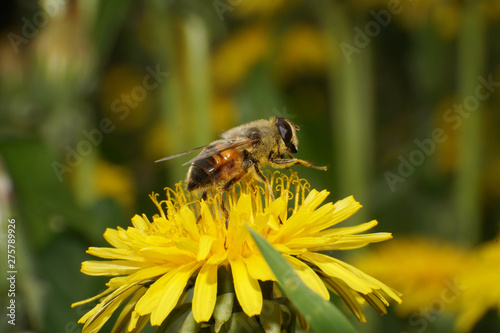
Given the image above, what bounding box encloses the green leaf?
[179,310,201,333]
[247,226,357,333]
[222,312,265,333]
[156,303,192,333]
[260,300,281,333]
[213,293,235,333]
[0,140,89,246]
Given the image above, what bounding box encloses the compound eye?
[289,143,298,153]
[277,119,293,146]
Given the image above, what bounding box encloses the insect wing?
[155,145,207,163]
[181,139,257,166]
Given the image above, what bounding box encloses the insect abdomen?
[186,148,242,191]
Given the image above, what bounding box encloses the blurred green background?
[1,0,500,332]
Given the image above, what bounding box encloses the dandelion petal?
[193,263,218,322]
[230,256,263,316]
[284,254,330,300]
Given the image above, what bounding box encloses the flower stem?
[454,0,484,245]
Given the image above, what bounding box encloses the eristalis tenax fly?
[156,117,327,201]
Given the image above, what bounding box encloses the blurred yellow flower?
[277,24,329,81]
[94,160,135,209]
[456,237,500,332]
[99,65,152,132]
[73,171,400,332]
[352,0,461,34]
[431,2,461,39]
[353,237,470,316]
[236,0,291,18]
[211,24,269,89]
[211,94,238,133]
[482,0,500,20]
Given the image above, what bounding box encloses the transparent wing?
[155,145,207,163]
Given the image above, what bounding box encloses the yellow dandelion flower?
[353,237,470,316]
[456,237,500,332]
[72,171,401,332]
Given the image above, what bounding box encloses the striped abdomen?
[186,148,243,191]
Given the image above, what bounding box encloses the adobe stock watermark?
[51,65,169,182]
[385,74,500,192]
[401,278,466,333]
[339,0,405,63]
[6,0,66,53]
[213,0,242,21]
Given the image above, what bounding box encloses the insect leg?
[219,188,229,221]
[251,162,275,201]
[222,169,248,192]
[269,156,327,171]
[217,169,249,221]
